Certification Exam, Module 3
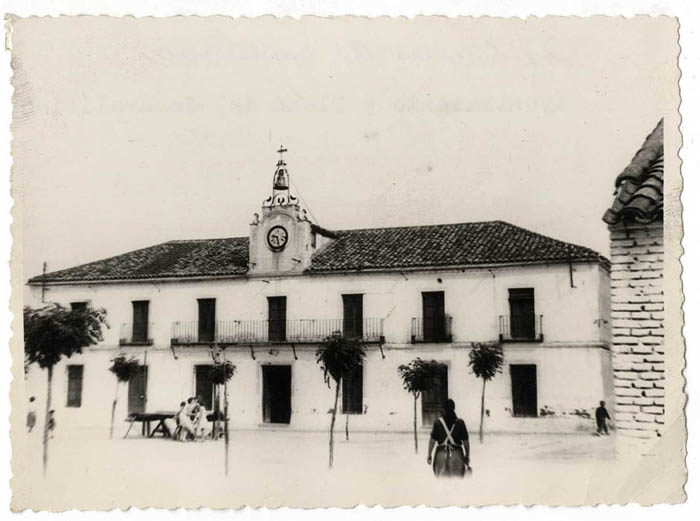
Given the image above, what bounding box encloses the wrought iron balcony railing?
[119,323,154,346]
[499,314,544,342]
[410,316,453,343]
[170,318,385,345]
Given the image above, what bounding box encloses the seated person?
[176,400,194,442]
[192,397,208,441]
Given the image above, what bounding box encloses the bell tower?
[248,147,334,275]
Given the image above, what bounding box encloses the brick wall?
[609,221,664,443]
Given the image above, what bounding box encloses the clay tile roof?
[603,119,664,225]
[307,221,604,272]
[29,221,606,284]
[30,238,250,283]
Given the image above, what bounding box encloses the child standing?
[595,401,611,435]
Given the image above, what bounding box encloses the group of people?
[26,396,56,438]
[427,399,614,478]
[174,396,209,442]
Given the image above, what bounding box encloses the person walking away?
[595,400,611,435]
[427,399,471,478]
[26,396,37,433]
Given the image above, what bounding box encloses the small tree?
[210,355,236,475]
[397,358,444,454]
[108,354,140,439]
[24,304,108,475]
[468,341,504,443]
[315,332,366,469]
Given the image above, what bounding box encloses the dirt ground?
[12,425,621,510]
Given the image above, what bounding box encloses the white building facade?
[26,152,613,435]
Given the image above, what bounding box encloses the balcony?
[499,314,544,342]
[170,318,385,345]
[411,316,453,343]
[119,323,154,346]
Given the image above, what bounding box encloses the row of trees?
[316,334,504,468]
[24,303,504,475]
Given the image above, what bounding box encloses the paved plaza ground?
[12,424,630,509]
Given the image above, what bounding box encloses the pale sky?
[12,16,678,281]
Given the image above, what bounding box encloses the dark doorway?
[132,300,150,342]
[195,365,215,411]
[421,364,448,427]
[262,365,292,424]
[342,294,363,339]
[198,298,216,342]
[508,288,535,339]
[342,363,363,414]
[268,296,287,342]
[422,291,446,342]
[510,364,538,417]
[128,366,148,414]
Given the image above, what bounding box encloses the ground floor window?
[66,365,83,407]
[510,364,538,417]
[341,364,363,414]
[421,363,448,427]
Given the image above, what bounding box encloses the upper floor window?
[132,301,150,343]
[198,298,216,342]
[66,365,84,408]
[508,288,535,339]
[342,294,363,339]
[268,296,287,342]
[422,291,447,342]
[70,302,87,312]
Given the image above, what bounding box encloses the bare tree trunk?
[413,394,418,454]
[345,412,349,441]
[42,365,53,477]
[224,376,230,475]
[110,380,119,439]
[479,378,486,443]
[329,381,340,469]
[213,384,220,440]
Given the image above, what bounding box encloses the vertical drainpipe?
[488,269,497,339]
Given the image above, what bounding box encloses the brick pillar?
[609,221,664,451]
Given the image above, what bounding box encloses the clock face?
[267,226,289,251]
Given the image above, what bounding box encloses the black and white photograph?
[7,13,686,510]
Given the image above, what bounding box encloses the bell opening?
[273,168,289,190]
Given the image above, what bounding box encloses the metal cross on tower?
[277,146,288,161]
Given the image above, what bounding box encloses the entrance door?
[421,364,448,427]
[262,365,292,424]
[422,292,446,342]
[128,366,148,414]
[195,365,215,411]
[510,364,538,417]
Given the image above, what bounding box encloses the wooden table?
[124,412,177,439]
